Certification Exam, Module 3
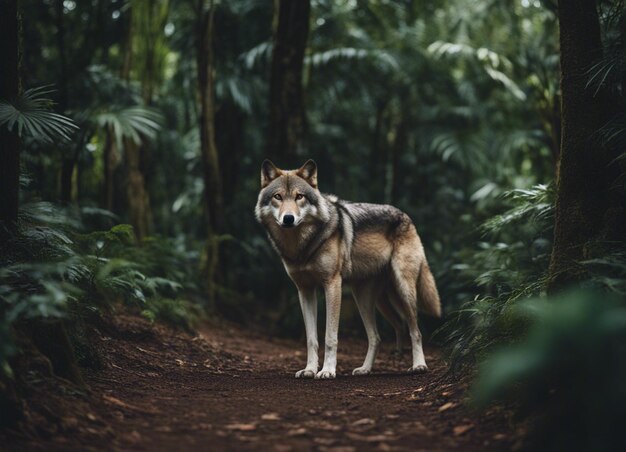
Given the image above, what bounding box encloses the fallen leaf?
[102,395,159,414]
[314,437,337,446]
[287,427,308,436]
[319,447,355,452]
[351,418,375,427]
[438,402,457,412]
[261,413,281,421]
[309,420,341,431]
[383,391,403,397]
[453,424,474,436]
[175,359,184,366]
[346,433,391,442]
[225,423,256,431]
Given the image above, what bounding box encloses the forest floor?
[1,313,521,451]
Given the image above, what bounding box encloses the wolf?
[255,159,441,379]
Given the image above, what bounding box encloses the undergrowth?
[441,185,626,450]
[439,184,554,369]
[0,202,203,378]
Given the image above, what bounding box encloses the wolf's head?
[255,159,330,229]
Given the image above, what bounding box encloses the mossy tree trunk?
[196,0,224,304]
[267,0,310,164]
[122,1,159,242]
[548,0,626,291]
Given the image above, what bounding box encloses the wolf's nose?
[283,214,295,226]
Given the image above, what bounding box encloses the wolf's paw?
[408,364,429,374]
[352,366,371,376]
[315,369,336,379]
[295,369,316,379]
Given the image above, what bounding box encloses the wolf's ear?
[261,159,281,188]
[296,159,318,189]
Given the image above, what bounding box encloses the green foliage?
[471,290,626,451]
[0,203,202,378]
[440,184,553,366]
[0,86,78,142]
[93,106,163,149]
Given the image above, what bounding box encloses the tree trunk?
[59,159,74,203]
[120,2,154,240]
[103,128,117,211]
[548,0,625,290]
[0,0,20,229]
[29,321,85,388]
[267,0,310,164]
[125,138,153,241]
[196,0,224,303]
[0,0,21,425]
[55,0,78,204]
[389,117,408,206]
[368,101,387,204]
[216,102,245,205]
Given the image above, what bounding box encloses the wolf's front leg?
[295,286,318,378]
[317,275,342,379]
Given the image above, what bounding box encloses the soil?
[1,314,520,451]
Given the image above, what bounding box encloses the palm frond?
[428,41,526,100]
[0,86,79,143]
[305,47,399,71]
[93,106,163,149]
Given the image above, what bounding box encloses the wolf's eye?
[295,194,304,201]
[273,194,282,201]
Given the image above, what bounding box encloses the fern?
[0,203,202,377]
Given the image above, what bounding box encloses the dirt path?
[2,315,516,451]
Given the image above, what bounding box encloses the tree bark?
[0,0,20,228]
[196,0,224,303]
[125,138,152,241]
[389,117,408,206]
[267,0,310,164]
[368,101,387,204]
[0,0,21,424]
[548,0,625,290]
[55,0,77,204]
[120,2,155,240]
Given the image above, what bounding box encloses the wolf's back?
[417,263,441,318]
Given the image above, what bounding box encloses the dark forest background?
[2,0,626,449]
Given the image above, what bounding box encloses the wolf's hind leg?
[295,286,318,378]
[377,297,406,356]
[391,243,428,373]
[352,281,381,375]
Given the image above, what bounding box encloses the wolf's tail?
[417,262,441,318]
